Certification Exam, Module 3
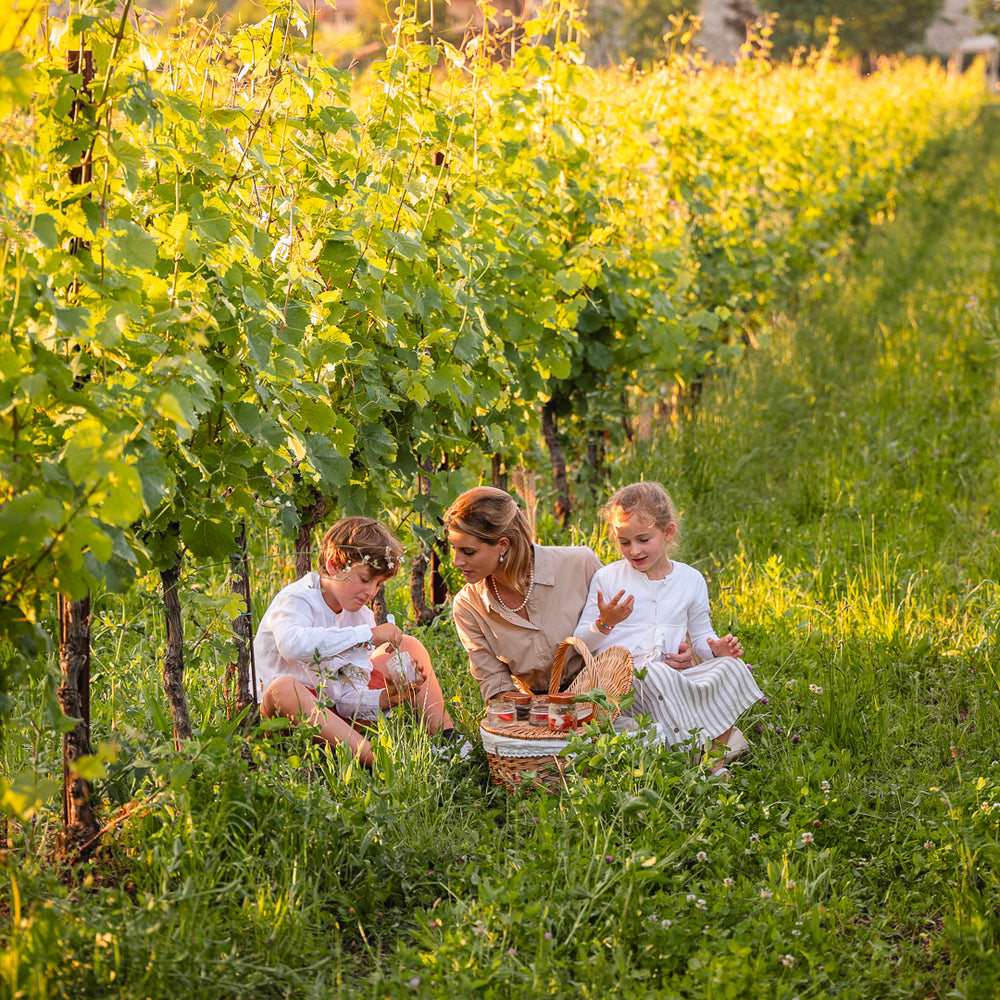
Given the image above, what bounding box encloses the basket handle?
[549,637,596,696]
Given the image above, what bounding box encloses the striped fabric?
[629,654,763,748]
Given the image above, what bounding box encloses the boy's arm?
[268,591,373,666]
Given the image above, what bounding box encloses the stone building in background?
[696,0,981,64]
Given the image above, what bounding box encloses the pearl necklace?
[489,566,535,615]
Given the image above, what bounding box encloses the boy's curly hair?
[318,517,403,578]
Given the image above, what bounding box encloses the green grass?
[4,105,1000,999]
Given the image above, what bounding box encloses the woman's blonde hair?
[443,486,534,590]
[318,517,403,578]
[600,481,680,538]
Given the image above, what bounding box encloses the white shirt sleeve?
[573,568,609,652]
[267,588,373,664]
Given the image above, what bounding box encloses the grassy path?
[4,109,1000,1000]
[619,102,1000,997]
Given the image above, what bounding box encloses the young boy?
[253,516,455,767]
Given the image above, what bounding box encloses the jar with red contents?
[547,692,577,731]
[502,692,532,723]
[485,698,516,726]
[528,697,549,728]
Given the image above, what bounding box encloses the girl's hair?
[600,481,680,536]
[443,486,534,589]
[318,517,403,578]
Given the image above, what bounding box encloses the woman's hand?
[596,589,634,631]
[708,633,743,659]
[663,642,694,671]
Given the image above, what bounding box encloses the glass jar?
[486,698,516,726]
[547,692,577,732]
[502,692,532,723]
[528,698,549,728]
[385,649,416,697]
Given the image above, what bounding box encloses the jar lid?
[548,692,575,704]
[501,692,532,704]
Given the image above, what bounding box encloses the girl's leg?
[370,635,454,734]
[261,676,374,766]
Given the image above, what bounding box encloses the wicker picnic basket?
[480,637,634,792]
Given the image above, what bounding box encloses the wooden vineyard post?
[160,550,193,748]
[294,490,326,579]
[58,594,100,859]
[225,522,258,723]
[58,47,100,862]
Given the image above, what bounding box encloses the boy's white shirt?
[252,571,384,720]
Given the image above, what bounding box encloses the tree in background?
[970,0,1000,37]
[582,0,688,66]
[758,0,945,67]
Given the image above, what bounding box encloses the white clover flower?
[924,841,934,850]
[723,877,734,888]
[696,850,708,862]
[809,683,824,694]
[821,780,831,792]
[695,898,707,910]
[749,833,761,845]
[786,880,796,890]
[779,954,795,968]
[760,889,773,899]
[801,832,814,845]
[686,893,696,902]
[661,918,672,929]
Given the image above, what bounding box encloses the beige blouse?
[451,544,603,701]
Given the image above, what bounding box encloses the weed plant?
[4,109,1000,1000]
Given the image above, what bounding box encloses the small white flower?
[779,954,795,968]
[760,889,773,899]
[695,898,707,910]
[686,893,696,902]
[696,850,708,862]
[924,841,934,850]
[661,918,672,929]
[749,833,760,845]
[723,877,734,888]
[821,780,831,792]
[801,832,814,845]
[786,880,796,890]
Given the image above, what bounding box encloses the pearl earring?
[498,551,506,564]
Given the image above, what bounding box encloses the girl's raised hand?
[708,633,744,659]
[597,589,634,629]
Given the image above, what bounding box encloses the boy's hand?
[380,661,427,709]
[371,622,404,648]
[596,589,634,629]
[708,633,743,659]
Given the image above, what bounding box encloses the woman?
[444,486,693,701]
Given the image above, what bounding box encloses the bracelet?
[596,618,614,633]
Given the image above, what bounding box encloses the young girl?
[573,482,763,772]
[253,516,455,767]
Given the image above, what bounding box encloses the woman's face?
[447,529,508,585]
